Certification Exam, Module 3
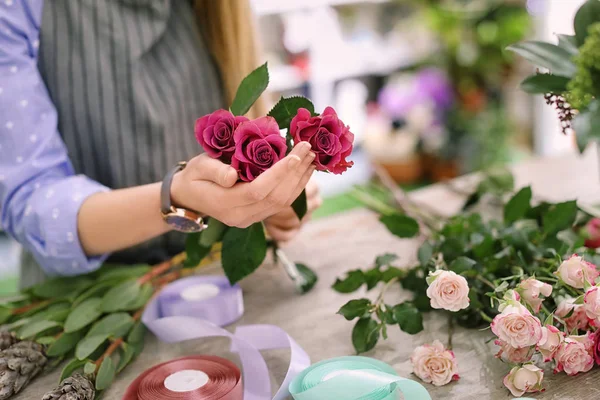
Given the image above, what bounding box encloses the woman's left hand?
[264,180,322,243]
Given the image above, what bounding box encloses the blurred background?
[0,0,587,291]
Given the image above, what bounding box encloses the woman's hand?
[171,142,316,229]
[264,179,322,243]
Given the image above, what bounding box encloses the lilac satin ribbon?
[158,276,244,326]
[142,276,311,400]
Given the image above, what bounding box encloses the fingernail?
[300,142,311,153]
[288,155,301,170]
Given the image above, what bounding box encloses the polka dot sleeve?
[0,0,111,275]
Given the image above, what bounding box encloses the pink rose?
[290,107,354,174]
[498,290,521,313]
[195,109,249,162]
[491,304,542,348]
[231,117,287,182]
[584,286,600,326]
[425,270,470,312]
[516,278,552,313]
[494,339,534,364]
[503,364,544,397]
[537,325,564,362]
[593,329,600,365]
[555,298,590,332]
[554,334,594,375]
[584,218,600,249]
[555,254,599,289]
[410,340,459,386]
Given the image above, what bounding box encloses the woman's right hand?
[171,142,316,228]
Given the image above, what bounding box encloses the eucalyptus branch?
[137,252,186,285]
[11,299,51,316]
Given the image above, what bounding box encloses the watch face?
[165,214,202,233]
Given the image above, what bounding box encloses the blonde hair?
[195,0,268,119]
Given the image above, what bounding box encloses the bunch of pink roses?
[420,254,600,397]
[195,107,354,182]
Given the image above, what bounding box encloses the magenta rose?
[231,116,287,182]
[195,109,249,162]
[594,329,600,365]
[290,107,354,174]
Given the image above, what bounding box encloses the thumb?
[188,154,238,187]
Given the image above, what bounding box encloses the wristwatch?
[161,162,207,233]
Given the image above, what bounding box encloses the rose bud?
[537,325,564,362]
[290,107,354,174]
[231,117,287,182]
[410,340,459,386]
[494,340,534,364]
[491,303,542,348]
[554,334,594,376]
[555,298,590,332]
[584,218,600,249]
[195,109,249,163]
[555,254,599,289]
[516,278,552,313]
[503,364,544,397]
[425,270,470,312]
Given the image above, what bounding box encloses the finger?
[265,208,301,230]
[305,180,319,199]
[229,142,313,206]
[189,154,238,188]
[286,165,316,206]
[266,226,300,243]
[307,193,323,213]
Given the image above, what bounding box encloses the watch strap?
[161,161,187,215]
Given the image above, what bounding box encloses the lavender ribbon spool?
[142,275,311,400]
[158,276,244,327]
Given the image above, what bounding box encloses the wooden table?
[18,151,600,400]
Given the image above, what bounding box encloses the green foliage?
[291,190,308,221]
[116,343,136,373]
[574,0,600,46]
[520,74,571,94]
[557,34,579,56]
[76,334,110,360]
[127,322,146,344]
[296,263,318,294]
[267,96,315,130]
[375,254,398,268]
[221,223,267,284]
[542,201,578,235]
[573,100,600,152]
[18,320,61,339]
[60,358,87,382]
[504,186,532,224]
[64,298,103,333]
[94,265,150,282]
[392,303,424,334]
[338,299,372,321]
[230,63,269,116]
[101,280,141,313]
[379,214,419,238]
[95,356,116,391]
[185,232,212,268]
[507,41,577,78]
[31,277,93,299]
[351,318,379,354]
[87,313,134,339]
[332,271,365,293]
[567,23,600,110]
[47,330,85,357]
[199,220,228,247]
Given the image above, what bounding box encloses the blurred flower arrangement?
[367,0,531,181]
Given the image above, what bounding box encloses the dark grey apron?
[21,0,224,287]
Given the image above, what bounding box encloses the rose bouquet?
[188,63,354,289]
[333,165,600,397]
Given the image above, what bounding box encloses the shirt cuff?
[23,175,111,276]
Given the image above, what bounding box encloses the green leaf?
[557,34,579,56]
[267,96,316,130]
[101,280,141,313]
[544,313,554,326]
[36,336,56,346]
[573,100,600,153]
[478,168,514,194]
[96,265,150,282]
[221,223,267,284]
[381,267,405,283]
[83,361,97,376]
[417,242,433,267]
[60,358,87,382]
[375,253,398,269]
[332,270,365,293]
[0,306,12,324]
[379,214,419,238]
[47,330,85,357]
[116,342,136,373]
[471,233,495,259]
[199,219,228,247]
[520,74,571,94]
[64,298,103,333]
[393,302,424,334]
[131,338,145,358]
[76,334,110,360]
[184,232,212,268]
[337,299,372,321]
[462,192,481,210]
[95,355,116,391]
[449,257,477,274]
[230,63,269,116]
[291,190,308,220]
[543,200,578,235]
[364,269,382,290]
[18,320,61,339]
[87,313,134,339]
[507,41,576,77]
[351,318,380,354]
[574,0,600,46]
[504,186,532,224]
[127,322,146,344]
[32,277,93,299]
[123,283,154,311]
[296,263,318,294]
[73,279,123,308]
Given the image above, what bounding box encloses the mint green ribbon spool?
[289,356,432,400]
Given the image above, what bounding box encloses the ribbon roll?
[158,276,243,327]
[140,277,311,400]
[289,356,432,400]
[123,355,243,400]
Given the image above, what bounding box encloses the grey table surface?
[16,150,600,400]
